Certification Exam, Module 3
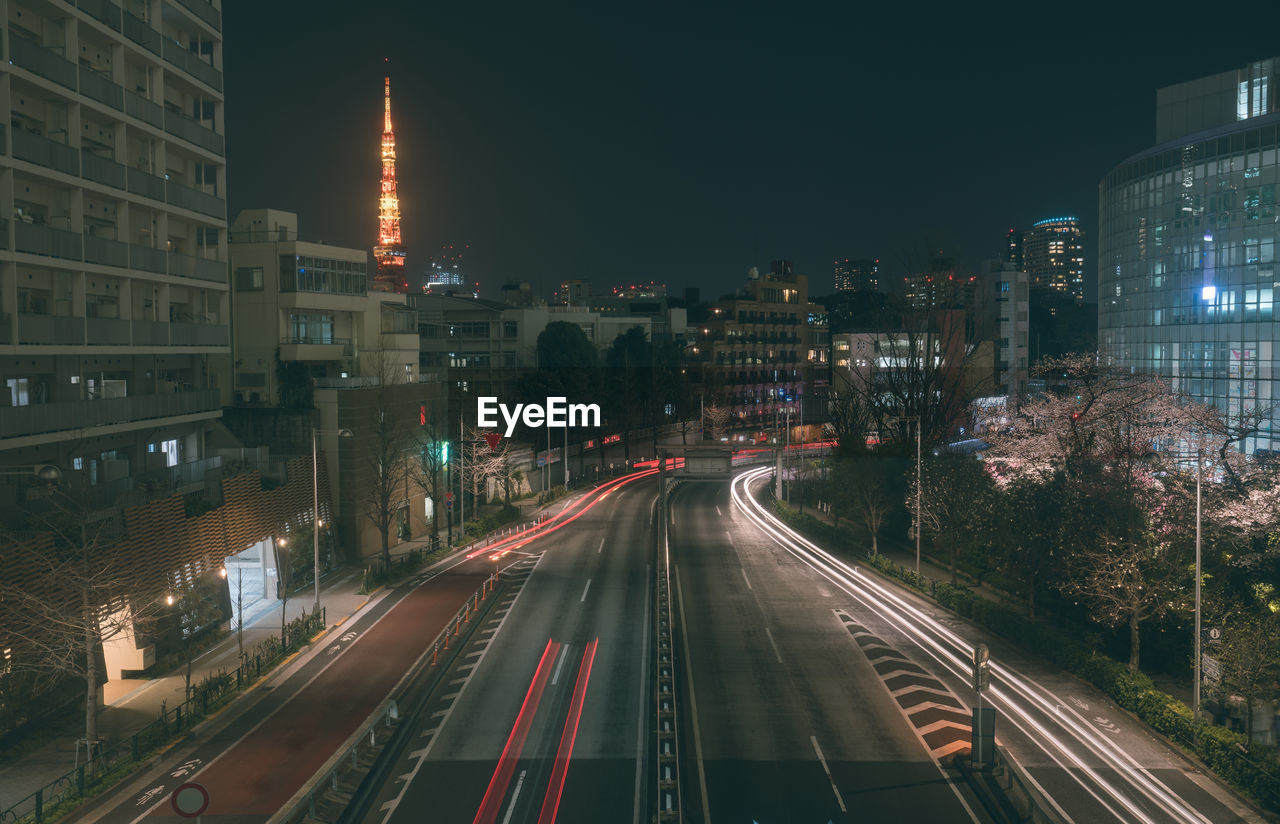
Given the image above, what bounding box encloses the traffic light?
[1070,411,1081,421]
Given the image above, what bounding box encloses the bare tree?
[0,494,164,766]
[826,371,873,455]
[1064,532,1188,673]
[703,404,731,442]
[461,424,505,508]
[355,353,416,567]
[413,404,451,548]
[171,573,225,701]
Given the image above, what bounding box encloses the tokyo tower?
[373,74,407,292]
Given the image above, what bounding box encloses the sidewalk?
[0,568,371,814]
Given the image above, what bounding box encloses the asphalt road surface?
[670,478,988,824]
[363,473,658,824]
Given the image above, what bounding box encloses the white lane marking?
[764,626,784,664]
[550,644,571,686]
[817,585,831,598]
[580,578,592,602]
[740,568,753,590]
[810,735,847,813]
[633,563,651,824]
[674,567,713,823]
[501,769,527,824]
[716,505,722,517]
[598,537,606,553]
[724,530,733,544]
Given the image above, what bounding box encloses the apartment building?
[225,208,419,406]
[0,0,228,499]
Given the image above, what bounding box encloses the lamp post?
[312,427,353,610]
[1193,444,1203,735]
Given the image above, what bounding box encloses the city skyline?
[223,3,1280,302]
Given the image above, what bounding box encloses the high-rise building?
[1005,228,1024,270]
[978,260,1029,400]
[555,278,591,305]
[424,245,476,297]
[611,281,666,298]
[1024,217,1085,301]
[1,0,229,499]
[373,76,407,293]
[833,258,879,293]
[904,256,975,312]
[0,0,237,686]
[1100,57,1280,454]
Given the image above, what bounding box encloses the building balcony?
[166,181,226,219]
[12,129,80,176]
[0,389,221,439]
[127,166,166,200]
[82,150,128,189]
[170,322,228,347]
[0,312,10,344]
[123,12,162,56]
[124,90,164,128]
[9,36,78,91]
[161,38,222,92]
[79,66,124,110]
[167,251,227,283]
[172,0,221,32]
[77,0,123,30]
[14,223,83,260]
[132,319,169,345]
[86,316,131,345]
[279,337,353,361]
[130,244,167,274]
[163,110,224,155]
[85,234,130,267]
[16,313,86,345]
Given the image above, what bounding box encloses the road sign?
[1206,627,1223,644]
[170,782,209,818]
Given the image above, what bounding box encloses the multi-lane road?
[72,460,1268,823]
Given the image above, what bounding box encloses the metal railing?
[131,319,169,345]
[130,244,167,273]
[86,317,130,345]
[166,181,226,218]
[169,322,228,347]
[126,166,166,201]
[163,110,224,155]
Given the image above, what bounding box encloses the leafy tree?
[605,327,653,461]
[171,573,226,700]
[832,458,898,555]
[1216,612,1280,741]
[354,354,416,567]
[1064,531,1188,672]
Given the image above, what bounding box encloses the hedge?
[770,498,1280,812]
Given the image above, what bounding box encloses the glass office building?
[1099,58,1280,453]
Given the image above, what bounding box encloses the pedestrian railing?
[2,609,326,824]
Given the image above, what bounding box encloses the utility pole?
[1194,444,1203,737]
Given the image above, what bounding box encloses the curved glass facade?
[1099,114,1280,454]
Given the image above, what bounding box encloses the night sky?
[224,2,1280,303]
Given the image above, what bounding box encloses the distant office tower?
[904,256,975,311]
[425,245,476,297]
[612,281,666,298]
[555,279,591,305]
[1005,229,1024,270]
[833,258,880,292]
[1024,217,1085,301]
[1100,56,1280,454]
[373,76,407,293]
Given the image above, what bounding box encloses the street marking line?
[763,626,783,664]
[740,568,752,590]
[674,567,713,823]
[810,735,847,813]
[550,644,571,686]
[580,578,592,602]
[500,770,527,824]
[716,505,722,517]
[598,537,606,553]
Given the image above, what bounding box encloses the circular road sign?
[171,782,209,818]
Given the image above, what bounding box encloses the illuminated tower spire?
[373,72,406,292]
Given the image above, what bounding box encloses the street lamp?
[312,427,353,610]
